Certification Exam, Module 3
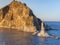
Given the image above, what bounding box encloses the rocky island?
[0,0,51,33]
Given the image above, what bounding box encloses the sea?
[0,21,60,45]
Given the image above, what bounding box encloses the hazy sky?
[0,0,60,21]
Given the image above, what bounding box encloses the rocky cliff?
[0,1,42,32]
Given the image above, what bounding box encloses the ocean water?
[0,21,60,45]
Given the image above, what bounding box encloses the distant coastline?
[44,21,60,23]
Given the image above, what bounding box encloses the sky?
[0,0,60,21]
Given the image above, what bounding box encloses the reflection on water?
[0,28,46,45]
[1,28,33,45]
[0,28,60,45]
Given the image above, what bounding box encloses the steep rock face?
[0,1,41,32]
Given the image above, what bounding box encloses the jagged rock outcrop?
[0,1,52,32]
[0,1,42,32]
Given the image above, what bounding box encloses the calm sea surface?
[0,21,60,45]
